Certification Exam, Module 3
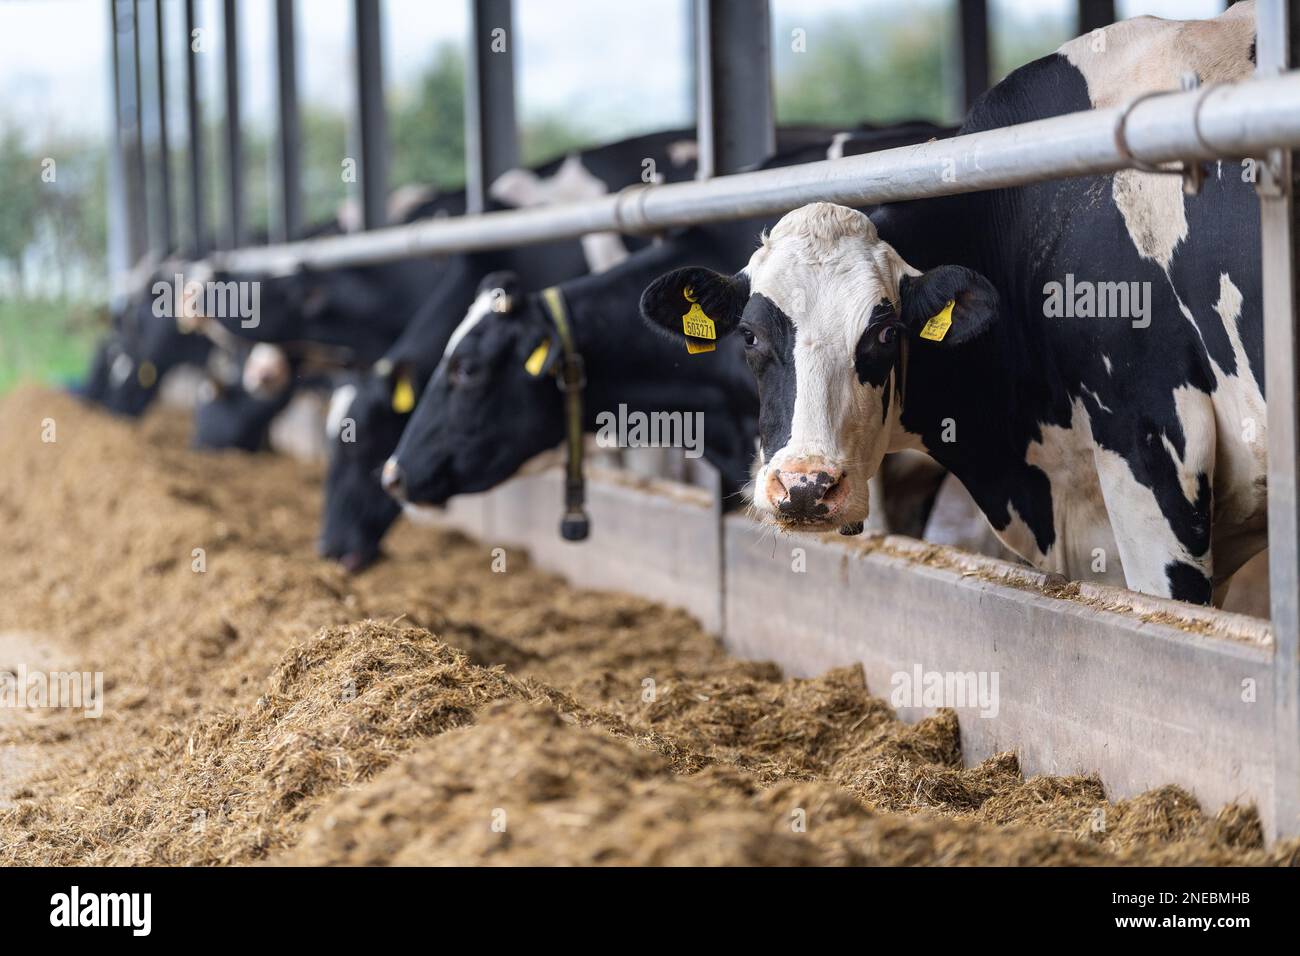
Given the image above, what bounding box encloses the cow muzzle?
[380,458,406,501]
[761,457,850,527]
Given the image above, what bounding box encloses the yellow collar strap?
[539,287,589,541]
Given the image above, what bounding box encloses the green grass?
[0,297,105,396]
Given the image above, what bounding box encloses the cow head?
[192,377,291,452]
[640,202,997,532]
[97,288,213,417]
[382,272,566,506]
[318,361,421,572]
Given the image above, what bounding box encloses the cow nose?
[381,458,406,501]
[766,462,846,520]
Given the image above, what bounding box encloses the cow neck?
[877,196,1064,516]
[554,280,729,417]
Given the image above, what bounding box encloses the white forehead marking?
[747,202,908,355]
[326,383,357,440]
[440,286,498,366]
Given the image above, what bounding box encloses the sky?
[0,0,1230,143]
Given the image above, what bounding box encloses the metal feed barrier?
[107,0,1300,837]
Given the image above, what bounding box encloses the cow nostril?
[381,459,405,499]
[764,470,789,503]
[774,467,845,518]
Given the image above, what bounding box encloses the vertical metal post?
[275,0,302,240]
[693,0,773,650]
[130,0,151,259]
[1077,0,1115,36]
[222,0,243,248]
[153,0,174,253]
[464,0,518,215]
[110,0,147,267]
[959,0,990,114]
[352,0,388,229]
[1259,0,1300,840]
[695,0,774,179]
[185,0,207,257]
[107,0,132,293]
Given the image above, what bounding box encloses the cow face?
[641,202,997,532]
[192,379,290,452]
[382,273,565,506]
[318,363,419,572]
[99,292,212,417]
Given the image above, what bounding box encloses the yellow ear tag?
[136,360,157,389]
[919,300,955,342]
[680,285,717,342]
[524,339,550,376]
[686,339,715,355]
[391,375,416,413]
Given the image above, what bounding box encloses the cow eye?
[739,327,758,348]
[876,325,898,346]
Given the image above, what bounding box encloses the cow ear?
[377,360,417,414]
[640,267,749,352]
[899,265,998,347]
[522,330,561,378]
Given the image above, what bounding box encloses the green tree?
[388,43,468,191]
[0,126,43,296]
[773,5,957,127]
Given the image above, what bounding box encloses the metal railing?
[206,68,1300,272]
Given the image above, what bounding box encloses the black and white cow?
[380,240,758,509]
[322,123,954,569]
[316,130,711,570]
[78,279,215,417]
[642,5,1265,606]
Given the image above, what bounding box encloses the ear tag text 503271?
[391,375,416,413]
[524,339,551,376]
[919,300,955,342]
[680,285,717,343]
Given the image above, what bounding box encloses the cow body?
[642,4,1264,605]
[317,130,707,569]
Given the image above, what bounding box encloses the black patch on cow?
[739,293,797,459]
[776,470,837,520]
[1166,560,1213,605]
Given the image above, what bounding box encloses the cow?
[322,122,953,570]
[315,129,716,570]
[79,281,215,417]
[80,190,456,420]
[640,4,1265,606]
[379,247,758,511]
[192,375,296,452]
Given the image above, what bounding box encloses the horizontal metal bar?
[211,69,1300,274]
